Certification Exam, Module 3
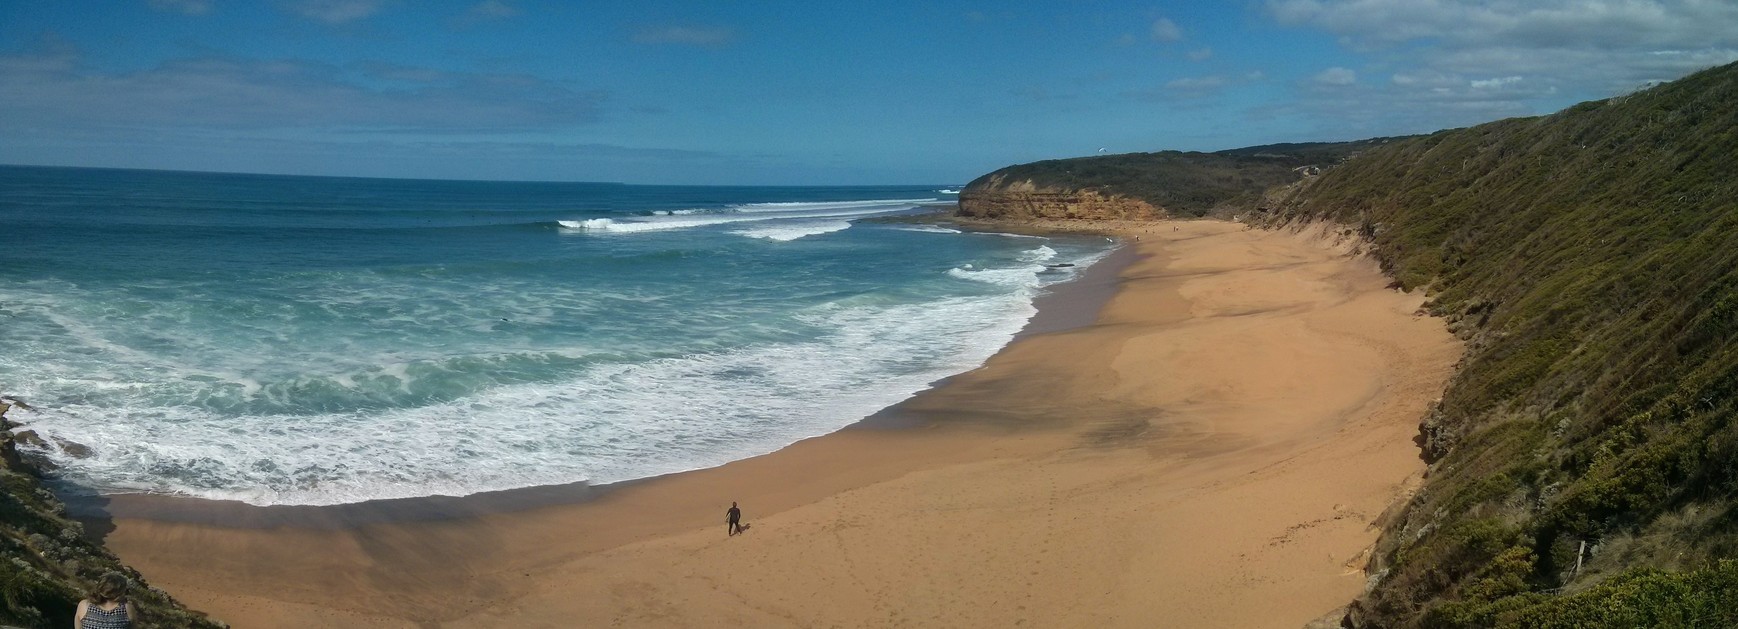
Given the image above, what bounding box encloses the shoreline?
[97,219,1462,628]
[69,223,1137,529]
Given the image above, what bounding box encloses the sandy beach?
[93,219,1460,628]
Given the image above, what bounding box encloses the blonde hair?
[89,572,128,604]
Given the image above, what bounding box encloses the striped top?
[81,601,131,629]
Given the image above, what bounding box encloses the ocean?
[0,165,1114,506]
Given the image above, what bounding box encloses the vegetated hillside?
[958,139,1396,220]
[0,401,223,628]
[1263,61,1738,627]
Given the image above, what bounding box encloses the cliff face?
[957,176,1161,221]
[0,399,224,628]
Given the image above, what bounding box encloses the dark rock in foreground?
[0,400,225,628]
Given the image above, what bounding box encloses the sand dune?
[100,219,1460,628]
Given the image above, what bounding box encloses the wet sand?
[97,219,1460,628]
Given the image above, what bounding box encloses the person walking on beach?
[74,572,135,628]
[727,501,743,536]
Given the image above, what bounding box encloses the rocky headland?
[957,140,1394,221]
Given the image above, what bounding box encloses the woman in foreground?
[73,573,134,629]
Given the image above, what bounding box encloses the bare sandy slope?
[102,220,1460,628]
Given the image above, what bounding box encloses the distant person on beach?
[75,572,134,629]
[727,501,743,536]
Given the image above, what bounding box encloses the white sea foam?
[561,200,923,235]
[560,217,735,233]
[731,220,853,241]
[1018,245,1058,263]
[727,198,936,213]
[937,189,961,194]
[561,218,616,230]
[13,284,1048,506]
[948,264,1047,290]
[888,225,962,234]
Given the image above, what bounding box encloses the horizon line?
[0,162,962,189]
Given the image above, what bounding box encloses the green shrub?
[1272,61,1738,626]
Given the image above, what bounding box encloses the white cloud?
[1314,66,1358,85]
[1264,0,1738,136]
[1267,0,1738,88]
[147,0,214,15]
[0,128,729,183]
[1166,76,1228,90]
[1124,72,1264,104]
[284,0,389,24]
[1470,75,1523,89]
[1187,47,1213,61]
[466,1,520,20]
[0,48,606,132]
[1269,0,1738,49]
[633,25,736,47]
[1151,17,1183,42]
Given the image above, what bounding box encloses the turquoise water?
[0,166,1113,506]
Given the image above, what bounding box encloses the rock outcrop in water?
[0,399,224,628]
[960,60,1738,627]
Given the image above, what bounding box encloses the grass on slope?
[1269,61,1738,627]
[0,404,223,628]
[963,140,1396,217]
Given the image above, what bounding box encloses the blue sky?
[2,1,1735,184]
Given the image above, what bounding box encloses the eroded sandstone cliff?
[957,176,1162,221]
